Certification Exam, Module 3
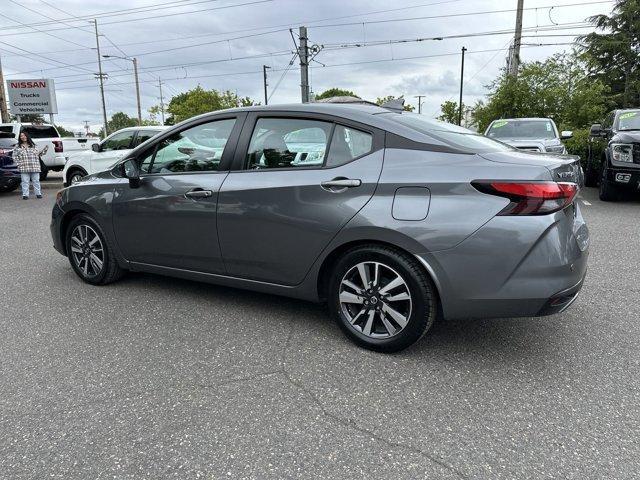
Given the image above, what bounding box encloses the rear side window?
[386,113,512,153]
[326,125,373,167]
[22,125,58,138]
[0,126,14,136]
[246,118,332,169]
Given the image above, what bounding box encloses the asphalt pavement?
[0,187,638,479]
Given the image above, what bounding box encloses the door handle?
[184,189,213,199]
[321,178,362,190]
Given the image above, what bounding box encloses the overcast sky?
[0,0,615,133]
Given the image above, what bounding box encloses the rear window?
[0,126,14,136]
[385,113,512,153]
[22,125,59,139]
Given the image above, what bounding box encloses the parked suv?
[62,126,166,186]
[0,122,65,180]
[485,118,572,153]
[585,109,640,201]
[51,104,588,352]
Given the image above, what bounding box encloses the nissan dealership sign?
[6,79,58,115]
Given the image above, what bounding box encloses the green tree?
[55,125,75,137]
[579,0,640,108]
[10,113,45,123]
[99,111,138,137]
[375,96,415,112]
[157,86,258,125]
[314,88,359,100]
[472,52,608,133]
[438,100,467,124]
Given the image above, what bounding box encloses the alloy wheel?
[70,173,84,184]
[339,261,412,339]
[70,224,104,278]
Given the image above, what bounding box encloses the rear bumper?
[422,202,589,320]
[0,172,21,189]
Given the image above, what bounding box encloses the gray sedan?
[50,103,588,352]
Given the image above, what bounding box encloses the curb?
[40,182,64,190]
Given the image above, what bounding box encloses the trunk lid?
[480,151,584,186]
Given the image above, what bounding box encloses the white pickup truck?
[0,122,66,180]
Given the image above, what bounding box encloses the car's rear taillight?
[53,140,63,153]
[472,181,578,215]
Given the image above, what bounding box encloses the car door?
[91,130,136,174]
[217,112,384,285]
[111,114,244,273]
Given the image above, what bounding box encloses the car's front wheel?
[65,214,125,285]
[66,168,87,186]
[599,165,620,201]
[328,245,437,353]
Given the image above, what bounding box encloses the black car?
[0,136,20,193]
[585,109,640,201]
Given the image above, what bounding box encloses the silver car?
[485,118,573,153]
[51,103,589,352]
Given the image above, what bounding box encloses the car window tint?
[326,125,373,167]
[246,118,332,169]
[102,131,134,151]
[134,129,161,147]
[22,125,58,138]
[148,119,235,174]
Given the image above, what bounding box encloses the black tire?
[598,165,620,202]
[65,213,125,285]
[39,161,49,181]
[0,184,18,193]
[66,168,87,187]
[328,245,437,353]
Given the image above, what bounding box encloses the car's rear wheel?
[598,165,620,202]
[328,245,437,353]
[65,214,125,285]
[66,168,87,186]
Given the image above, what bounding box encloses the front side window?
[102,131,135,151]
[486,120,556,140]
[143,118,235,174]
[326,125,373,167]
[134,129,162,147]
[246,118,332,169]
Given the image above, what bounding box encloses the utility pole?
[0,53,9,123]
[157,78,165,126]
[83,120,90,136]
[93,19,108,138]
[133,58,141,125]
[263,65,270,105]
[458,46,467,126]
[298,26,309,103]
[414,95,425,114]
[509,0,524,77]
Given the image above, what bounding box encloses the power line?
[0,0,274,36]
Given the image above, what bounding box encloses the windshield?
[386,113,513,153]
[617,110,640,131]
[486,120,557,140]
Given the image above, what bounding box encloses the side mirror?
[91,143,101,152]
[123,158,140,188]
[560,130,573,140]
[589,124,603,137]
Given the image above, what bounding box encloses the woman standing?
[13,132,48,200]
